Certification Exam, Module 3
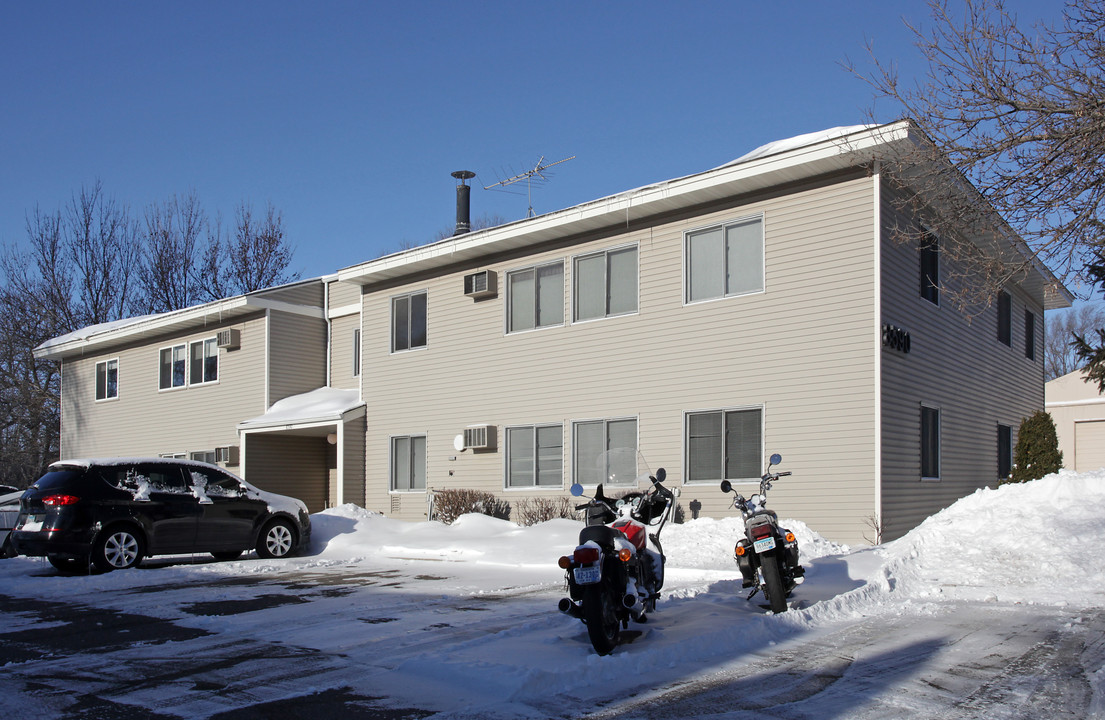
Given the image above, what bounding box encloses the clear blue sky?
[0,1,1070,284]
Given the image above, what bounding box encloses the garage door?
[1075,419,1105,472]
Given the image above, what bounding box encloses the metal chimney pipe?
[451,170,475,235]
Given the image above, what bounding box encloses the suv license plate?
[21,517,43,532]
[753,536,776,553]
[574,565,601,585]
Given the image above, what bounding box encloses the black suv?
[12,458,311,573]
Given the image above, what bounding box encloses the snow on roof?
[238,387,365,431]
[37,315,160,351]
[721,125,877,168]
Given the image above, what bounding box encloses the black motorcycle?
[720,453,804,613]
[558,467,675,655]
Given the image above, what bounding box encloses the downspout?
[324,281,332,387]
[872,161,883,542]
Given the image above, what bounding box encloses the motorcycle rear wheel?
[582,585,620,655]
[760,553,788,614]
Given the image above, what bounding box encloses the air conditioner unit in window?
[215,445,240,465]
[216,328,241,350]
[463,270,497,299]
[463,425,496,451]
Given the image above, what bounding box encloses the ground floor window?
[685,406,763,483]
[572,418,637,485]
[921,405,941,480]
[190,450,216,464]
[391,435,426,491]
[998,424,1012,480]
[506,424,563,488]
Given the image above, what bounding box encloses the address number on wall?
[882,324,911,353]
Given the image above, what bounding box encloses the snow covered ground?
[1,468,1104,718]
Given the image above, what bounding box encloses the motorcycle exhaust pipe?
[622,593,641,611]
[558,598,582,618]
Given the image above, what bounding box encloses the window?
[508,261,564,332]
[159,344,187,390]
[391,435,426,491]
[190,450,216,464]
[506,424,563,487]
[998,424,1012,480]
[920,234,939,304]
[573,245,638,322]
[686,216,764,303]
[686,407,763,483]
[189,338,219,385]
[1024,309,1036,360]
[572,418,637,485]
[95,359,118,400]
[997,291,1011,346]
[392,291,427,352]
[353,328,361,376]
[921,405,941,480]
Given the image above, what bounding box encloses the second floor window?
[392,291,427,352]
[508,262,564,333]
[920,234,939,305]
[159,344,187,390]
[1024,309,1036,360]
[573,245,638,322]
[686,216,764,303]
[998,291,1011,346]
[96,359,118,400]
[353,328,361,376]
[190,338,219,385]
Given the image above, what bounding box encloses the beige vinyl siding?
[267,311,327,404]
[361,173,879,542]
[330,314,361,390]
[263,280,324,308]
[328,280,361,309]
[59,313,268,460]
[879,180,1046,540]
[343,415,367,506]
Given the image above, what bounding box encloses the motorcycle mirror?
[720,480,732,493]
[655,467,666,483]
[769,453,782,465]
[569,483,585,497]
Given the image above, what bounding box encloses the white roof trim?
[237,387,365,432]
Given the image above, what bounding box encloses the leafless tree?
[138,193,207,313]
[848,0,1105,307]
[1045,302,1105,381]
[0,182,142,485]
[224,202,298,294]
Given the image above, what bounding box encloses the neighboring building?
[35,121,1071,544]
[1046,369,1105,472]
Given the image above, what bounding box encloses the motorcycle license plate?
[573,565,601,585]
[753,536,776,553]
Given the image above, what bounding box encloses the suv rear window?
[33,468,86,491]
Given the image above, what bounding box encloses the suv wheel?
[92,526,145,571]
[256,519,295,559]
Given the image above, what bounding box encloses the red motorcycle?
[557,467,675,655]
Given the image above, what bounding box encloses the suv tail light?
[42,494,80,506]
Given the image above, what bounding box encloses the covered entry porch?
[238,388,366,513]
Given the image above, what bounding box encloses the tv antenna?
[483,155,575,218]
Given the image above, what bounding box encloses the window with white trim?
[391,435,426,491]
[506,424,563,488]
[189,338,219,385]
[685,407,763,483]
[190,450,216,464]
[96,359,119,400]
[508,261,564,333]
[572,418,637,486]
[392,291,427,352]
[159,344,187,390]
[920,234,939,305]
[921,404,941,480]
[573,245,638,322]
[686,216,764,303]
[353,328,361,376]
